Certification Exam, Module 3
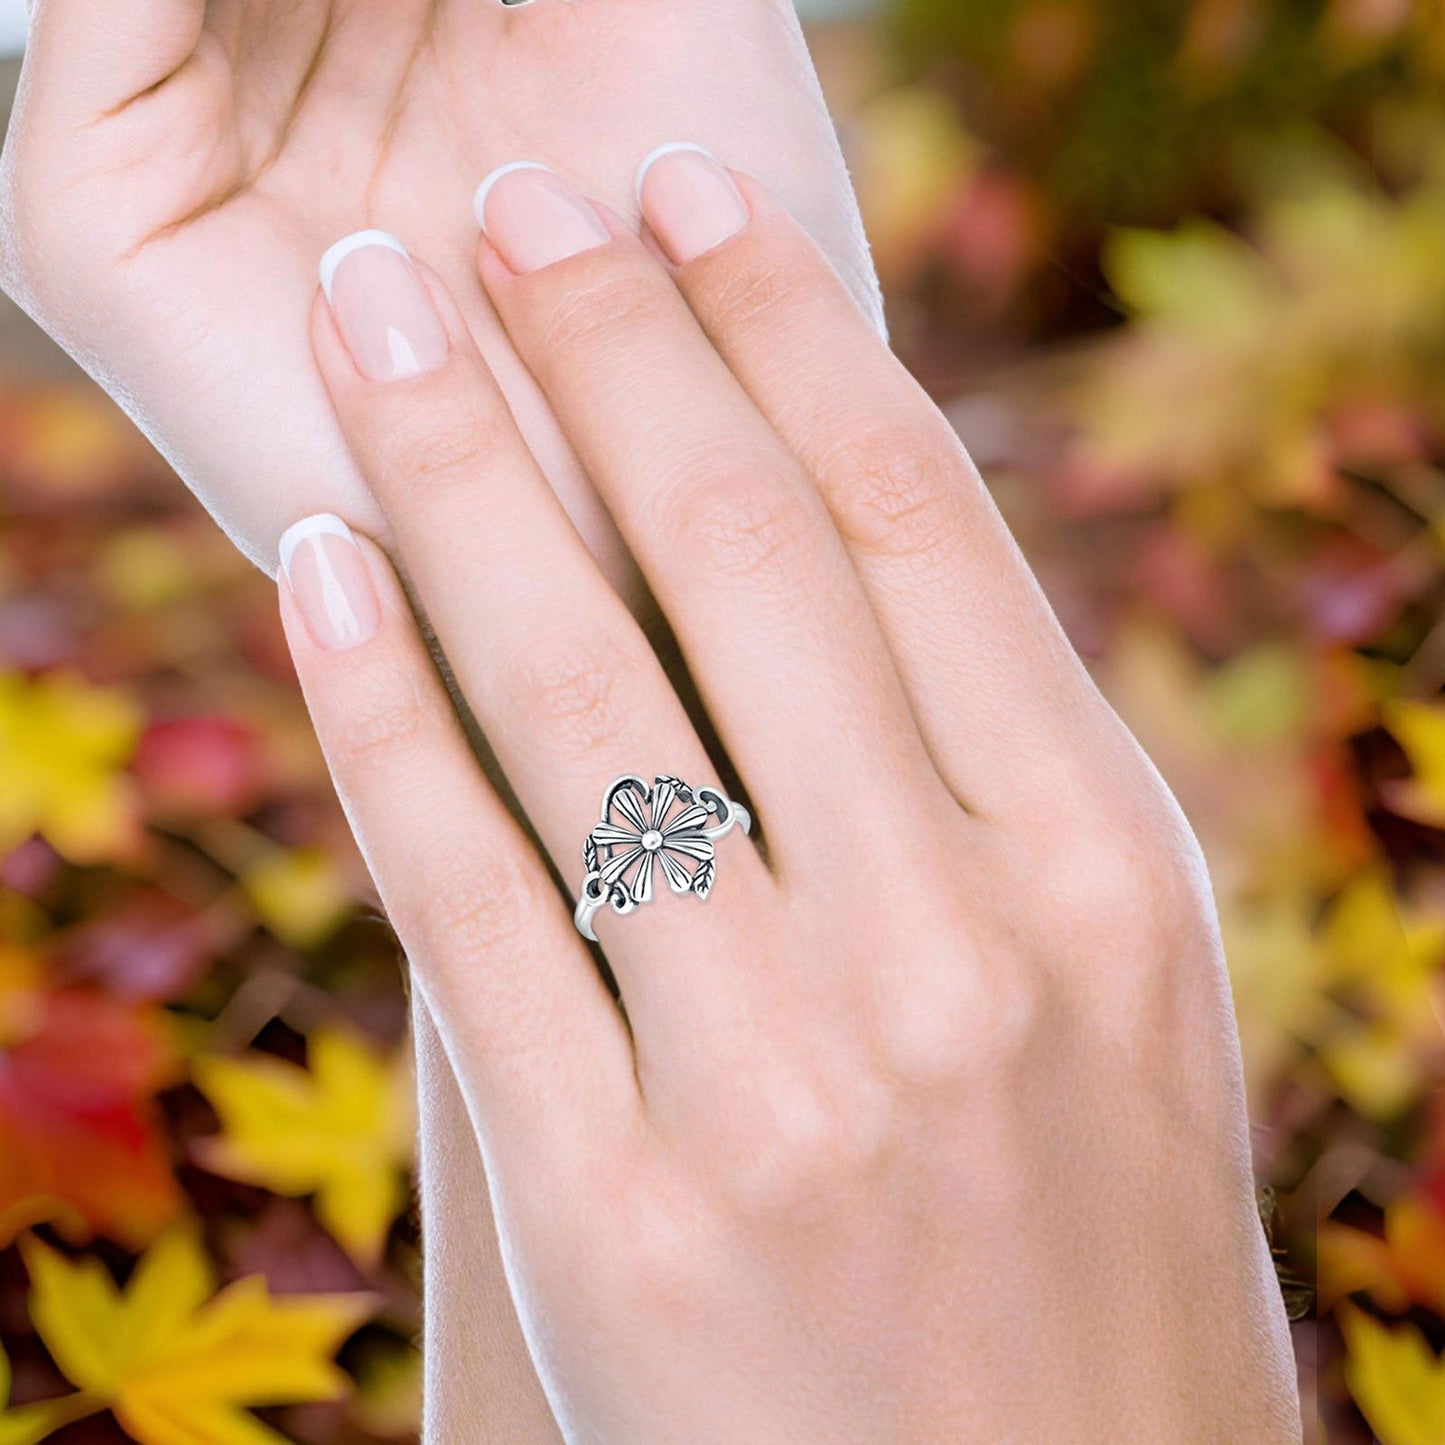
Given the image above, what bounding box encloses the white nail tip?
[634,142,719,211]
[278,513,357,581]
[473,161,555,231]
[318,231,410,301]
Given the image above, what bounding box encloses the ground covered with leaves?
[0,2,1442,1441]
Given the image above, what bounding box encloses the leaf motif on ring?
[653,774,691,802]
[691,857,716,901]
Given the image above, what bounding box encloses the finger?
[471,164,943,869]
[25,0,206,115]
[277,515,637,1178]
[637,149,1111,815]
[309,231,771,1024]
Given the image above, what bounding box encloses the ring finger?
[308,232,771,1042]
[471,165,947,877]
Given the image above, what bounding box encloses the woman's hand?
[280,151,1302,1441]
[1,10,879,1431]
[0,0,876,589]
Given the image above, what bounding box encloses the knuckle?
[404,840,544,963]
[328,672,448,771]
[828,421,969,566]
[720,1068,892,1221]
[503,642,634,762]
[535,266,664,361]
[664,458,811,583]
[608,1186,719,1326]
[385,406,502,496]
[1044,806,1209,976]
[879,959,1045,1089]
[701,253,809,336]
[1051,822,1157,942]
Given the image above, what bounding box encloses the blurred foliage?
[0,1,1441,1440]
[888,0,1442,278]
[0,423,419,1439]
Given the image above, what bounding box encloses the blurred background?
[0,0,1441,1440]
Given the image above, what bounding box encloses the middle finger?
[308,233,770,1014]
[472,164,942,875]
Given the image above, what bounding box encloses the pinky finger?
[277,512,640,1180]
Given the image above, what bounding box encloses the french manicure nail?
[319,230,449,382]
[635,143,749,265]
[279,514,381,652]
[473,162,610,273]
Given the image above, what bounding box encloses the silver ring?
[574,774,753,940]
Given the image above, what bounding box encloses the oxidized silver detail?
[574,774,752,940]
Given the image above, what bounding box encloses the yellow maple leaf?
[1384,699,1445,826]
[98,527,203,612]
[1319,1019,1427,1121]
[192,1027,414,1268]
[1314,870,1445,1117]
[241,845,353,949]
[1201,642,1312,745]
[0,1335,81,1445]
[1340,1305,1445,1445]
[0,671,141,862]
[1323,869,1442,1023]
[19,1228,372,1445]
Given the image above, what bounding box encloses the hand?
[279,151,1302,1441]
[0,0,878,587]
[1,8,881,1433]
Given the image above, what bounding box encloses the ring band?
[574,774,752,940]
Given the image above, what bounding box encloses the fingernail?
[635,143,749,265]
[473,162,609,273]
[279,514,381,652]
[319,231,449,382]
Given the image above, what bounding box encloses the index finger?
[277,517,640,1182]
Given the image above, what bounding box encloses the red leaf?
[0,989,184,1248]
[133,715,267,819]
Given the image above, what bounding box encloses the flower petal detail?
[663,804,708,837]
[650,778,678,829]
[663,833,713,863]
[600,846,643,887]
[612,787,649,833]
[657,849,693,895]
[631,850,655,905]
[592,823,641,849]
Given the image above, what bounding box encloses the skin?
[1,4,881,1435]
[280,160,1303,1439]
[1,0,880,581]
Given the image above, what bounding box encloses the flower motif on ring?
[588,776,715,905]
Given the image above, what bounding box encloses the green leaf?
[1103,220,1273,332]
